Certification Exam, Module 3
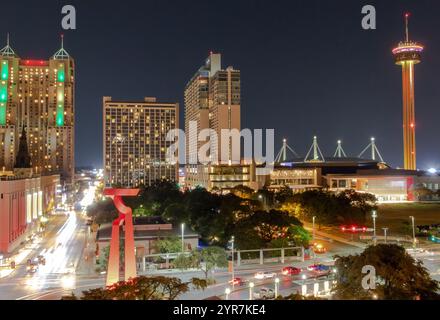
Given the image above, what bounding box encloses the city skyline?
[2,1,440,304]
[1,1,440,170]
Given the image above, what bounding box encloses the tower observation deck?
[392,13,423,170]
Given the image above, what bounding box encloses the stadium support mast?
[304,136,325,162]
[275,138,300,163]
[358,137,384,162]
[333,140,347,158]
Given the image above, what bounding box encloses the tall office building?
[0,35,74,184]
[184,53,241,188]
[392,13,423,170]
[103,96,179,187]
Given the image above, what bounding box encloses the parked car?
[253,288,275,300]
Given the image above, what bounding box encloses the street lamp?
[302,274,307,285]
[372,210,377,246]
[230,236,235,289]
[312,216,316,244]
[410,216,416,248]
[225,287,231,300]
[382,227,388,244]
[249,282,254,300]
[275,277,280,298]
[181,223,185,253]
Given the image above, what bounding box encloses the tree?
[63,276,207,300]
[230,185,254,199]
[274,186,294,204]
[173,247,228,279]
[86,198,118,224]
[154,236,182,253]
[279,201,301,218]
[173,253,196,271]
[197,247,228,279]
[413,186,434,200]
[333,244,440,300]
[253,188,275,209]
[233,209,309,250]
[290,189,376,226]
[286,224,311,247]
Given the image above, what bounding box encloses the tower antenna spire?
[6,32,9,46]
[52,33,70,60]
[405,12,410,42]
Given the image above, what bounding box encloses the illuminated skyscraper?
[103,97,179,187]
[392,13,423,170]
[184,53,241,188]
[0,35,75,184]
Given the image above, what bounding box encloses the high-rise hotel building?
[184,53,243,189]
[103,97,179,187]
[0,36,74,184]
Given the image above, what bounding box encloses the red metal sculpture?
[103,188,139,286]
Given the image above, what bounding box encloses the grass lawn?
[367,202,440,236]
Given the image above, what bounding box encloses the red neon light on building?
[19,60,49,66]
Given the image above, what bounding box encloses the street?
[1,204,440,300]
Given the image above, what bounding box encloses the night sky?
[2,0,440,169]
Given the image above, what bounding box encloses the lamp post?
[372,210,377,245]
[382,227,388,244]
[275,277,280,298]
[302,274,307,285]
[181,223,185,253]
[225,287,231,300]
[410,216,416,248]
[249,282,254,300]
[230,236,235,289]
[312,216,316,244]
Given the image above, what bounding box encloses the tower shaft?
[401,61,416,170]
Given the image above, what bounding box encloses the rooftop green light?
[57,68,65,82]
[0,85,7,103]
